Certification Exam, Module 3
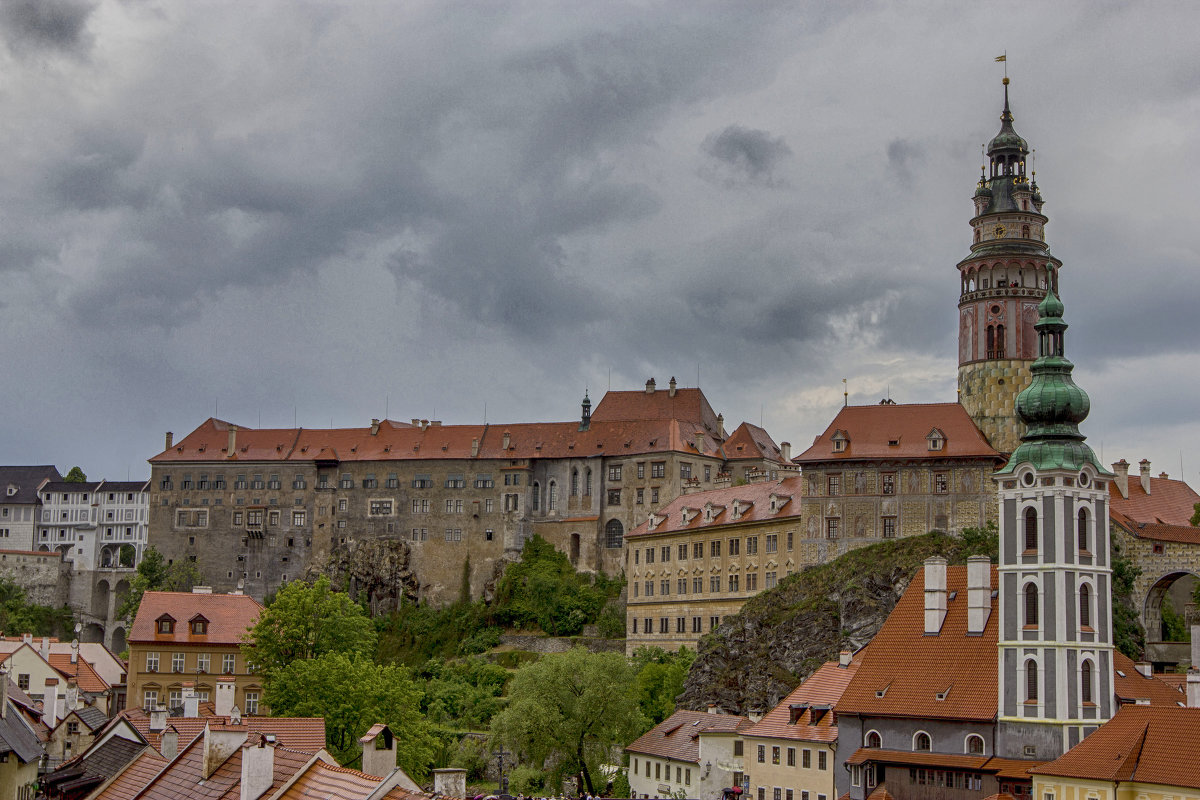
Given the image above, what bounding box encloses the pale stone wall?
[742,736,836,800]
[1112,523,1200,647]
[0,550,68,606]
[958,360,1032,454]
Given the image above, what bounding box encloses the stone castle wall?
[958,360,1032,454]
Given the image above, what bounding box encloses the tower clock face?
[994,224,1007,238]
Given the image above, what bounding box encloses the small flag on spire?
[994,55,1006,62]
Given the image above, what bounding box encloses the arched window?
[532,482,541,512]
[865,731,882,748]
[1024,508,1038,552]
[585,469,593,496]
[995,324,1005,357]
[1081,660,1094,704]
[605,519,623,549]
[548,481,558,511]
[1026,660,1039,702]
[1077,508,1089,552]
[1024,583,1039,628]
[1080,584,1091,628]
[913,732,931,752]
[1022,224,1030,237]
[987,325,996,358]
[571,469,579,497]
[965,735,985,755]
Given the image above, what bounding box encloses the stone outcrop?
[307,539,421,613]
[677,530,996,714]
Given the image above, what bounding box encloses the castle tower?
[957,78,1061,454]
[994,290,1114,760]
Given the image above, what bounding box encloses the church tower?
[994,290,1114,761]
[957,78,1061,454]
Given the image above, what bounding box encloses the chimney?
[165,431,174,450]
[71,638,79,664]
[1191,619,1200,673]
[694,431,704,454]
[183,682,199,717]
[502,431,511,450]
[1135,661,1152,678]
[149,704,167,731]
[370,419,380,436]
[227,425,238,456]
[967,555,992,635]
[215,678,236,717]
[780,441,792,462]
[240,733,277,800]
[645,378,656,394]
[839,650,853,667]
[471,438,479,458]
[360,723,397,778]
[923,557,948,635]
[706,703,720,714]
[433,768,468,799]
[202,723,245,780]
[669,377,677,398]
[1139,459,1152,495]
[40,637,50,660]
[747,708,764,723]
[21,633,32,646]
[65,678,78,713]
[161,725,179,760]
[1112,459,1129,498]
[42,676,59,728]
[192,585,213,594]
[1188,668,1200,709]
[717,414,726,438]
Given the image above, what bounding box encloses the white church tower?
[994,289,1115,760]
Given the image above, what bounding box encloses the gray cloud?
[701,125,793,186]
[0,0,95,57]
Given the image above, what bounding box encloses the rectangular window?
[774,790,782,800]
[661,545,671,562]
[445,475,465,489]
[660,580,670,596]
[645,581,653,597]
[636,488,644,504]
[678,543,688,560]
[757,745,766,764]
[412,499,430,513]
[445,528,463,542]
[337,499,348,512]
[412,474,432,489]
[145,652,159,672]
[746,536,758,555]
[710,576,721,593]
[637,462,645,479]
[746,572,758,591]
[676,617,686,633]
[607,489,621,506]
[659,618,668,633]
[608,465,622,481]
[733,740,743,757]
[268,510,280,526]
[197,653,210,673]
[171,653,185,672]
[710,615,720,630]
[233,511,244,526]
[711,540,721,557]
[484,498,495,513]
[818,751,827,770]
[685,769,691,786]
[787,747,795,767]
[787,531,793,550]
[765,534,778,553]
[826,518,839,539]
[293,510,307,526]
[680,463,692,480]
[646,547,655,564]
[935,473,948,493]
[882,517,896,538]
[222,653,236,673]
[143,690,158,709]
[386,474,399,488]
[728,538,740,555]
[729,574,740,592]
[693,542,703,559]
[369,500,393,516]
[651,487,659,503]
[244,691,259,715]
[693,577,703,594]
[802,749,811,769]
[827,475,840,496]
[678,578,687,594]
[882,473,896,495]
[692,617,701,633]
[765,571,777,589]
[444,499,464,513]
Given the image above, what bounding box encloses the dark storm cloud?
[886,138,926,181]
[701,125,792,186]
[0,0,95,56]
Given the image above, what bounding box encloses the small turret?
[579,391,591,432]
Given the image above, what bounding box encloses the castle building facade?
[148,380,784,605]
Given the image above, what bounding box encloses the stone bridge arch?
[1140,568,1199,667]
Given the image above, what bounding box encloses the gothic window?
[865,731,881,748]
[913,732,931,752]
[1079,584,1091,629]
[571,469,579,497]
[987,325,996,358]
[995,324,1005,357]
[965,735,984,755]
[532,482,540,512]
[585,469,593,496]
[1024,508,1038,552]
[1026,660,1039,702]
[548,481,557,511]
[1077,509,1089,552]
[1024,583,1039,628]
[1081,660,1094,704]
[604,519,623,549]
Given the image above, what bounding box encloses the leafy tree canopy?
[415,656,510,730]
[64,466,87,483]
[0,577,74,637]
[631,646,695,725]
[265,651,436,774]
[116,546,201,623]
[1111,538,1146,660]
[244,576,377,688]
[489,647,645,794]
[1192,502,1200,527]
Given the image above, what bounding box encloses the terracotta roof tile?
[591,386,720,432]
[1112,654,1187,706]
[745,657,861,743]
[1108,470,1200,526]
[47,652,110,693]
[1113,521,1200,545]
[794,404,1002,463]
[836,565,999,722]
[626,709,752,763]
[721,422,783,463]
[92,747,168,800]
[128,591,264,646]
[275,759,384,799]
[119,709,326,754]
[627,477,803,538]
[1031,705,1200,789]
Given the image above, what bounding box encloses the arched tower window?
[604,519,623,549]
[1023,507,1038,552]
[1079,584,1091,628]
[1077,508,1089,552]
[1024,583,1039,628]
[1026,660,1039,702]
[532,482,541,512]
[1022,224,1030,238]
[1081,660,1094,703]
[995,324,1006,357]
[548,481,557,511]
[585,469,593,496]
[571,469,579,497]
[987,325,996,358]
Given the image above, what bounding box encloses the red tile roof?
[626,709,753,763]
[627,476,803,538]
[1108,469,1199,527]
[1112,654,1187,706]
[836,565,1000,722]
[1114,521,1200,545]
[128,591,264,646]
[274,759,387,799]
[1030,705,1200,789]
[847,749,1044,778]
[794,404,1002,463]
[744,656,861,743]
[47,653,110,693]
[721,422,782,463]
[92,747,168,800]
[118,709,326,754]
[591,386,720,431]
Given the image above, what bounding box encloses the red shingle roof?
[92,747,168,800]
[794,404,1002,463]
[626,709,753,763]
[128,591,264,646]
[721,422,782,463]
[1108,469,1199,527]
[275,759,387,799]
[1112,654,1187,706]
[836,565,1000,722]
[118,709,326,754]
[1030,705,1200,789]
[591,386,720,431]
[744,656,861,743]
[627,476,802,538]
[47,653,110,693]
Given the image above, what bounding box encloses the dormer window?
[926,428,946,451]
[831,430,849,453]
[189,614,209,635]
[156,614,176,635]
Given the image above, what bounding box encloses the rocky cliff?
[677,529,996,714]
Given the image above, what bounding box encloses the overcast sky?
[1,1,1197,485]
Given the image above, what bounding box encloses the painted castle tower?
[994,289,1114,760]
[957,78,1061,454]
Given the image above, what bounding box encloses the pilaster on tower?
[957,78,1062,454]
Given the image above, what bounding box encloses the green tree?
[489,647,646,794]
[0,577,74,636]
[116,546,201,623]
[266,651,436,774]
[243,576,376,688]
[1191,502,1200,527]
[417,657,510,729]
[1111,539,1146,659]
[64,466,87,483]
[631,646,695,724]
[489,535,618,635]
[1160,598,1190,642]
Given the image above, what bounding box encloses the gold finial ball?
[1002,77,1010,85]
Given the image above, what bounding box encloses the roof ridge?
[1117,722,1151,782]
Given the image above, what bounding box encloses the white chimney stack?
[202,723,244,780]
[645,378,656,394]
[924,557,948,635]
[42,676,59,728]
[149,704,167,732]
[40,637,50,660]
[359,724,397,778]
[967,555,992,635]
[1139,459,1152,495]
[839,650,853,667]
[215,678,236,717]
[780,441,792,462]
[1188,668,1200,709]
[240,733,277,800]
[161,725,179,760]
[183,682,199,717]
[1135,661,1152,678]
[227,425,238,456]
[65,678,78,713]
[1112,459,1129,498]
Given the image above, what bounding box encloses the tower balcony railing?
[959,286,1046,304]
